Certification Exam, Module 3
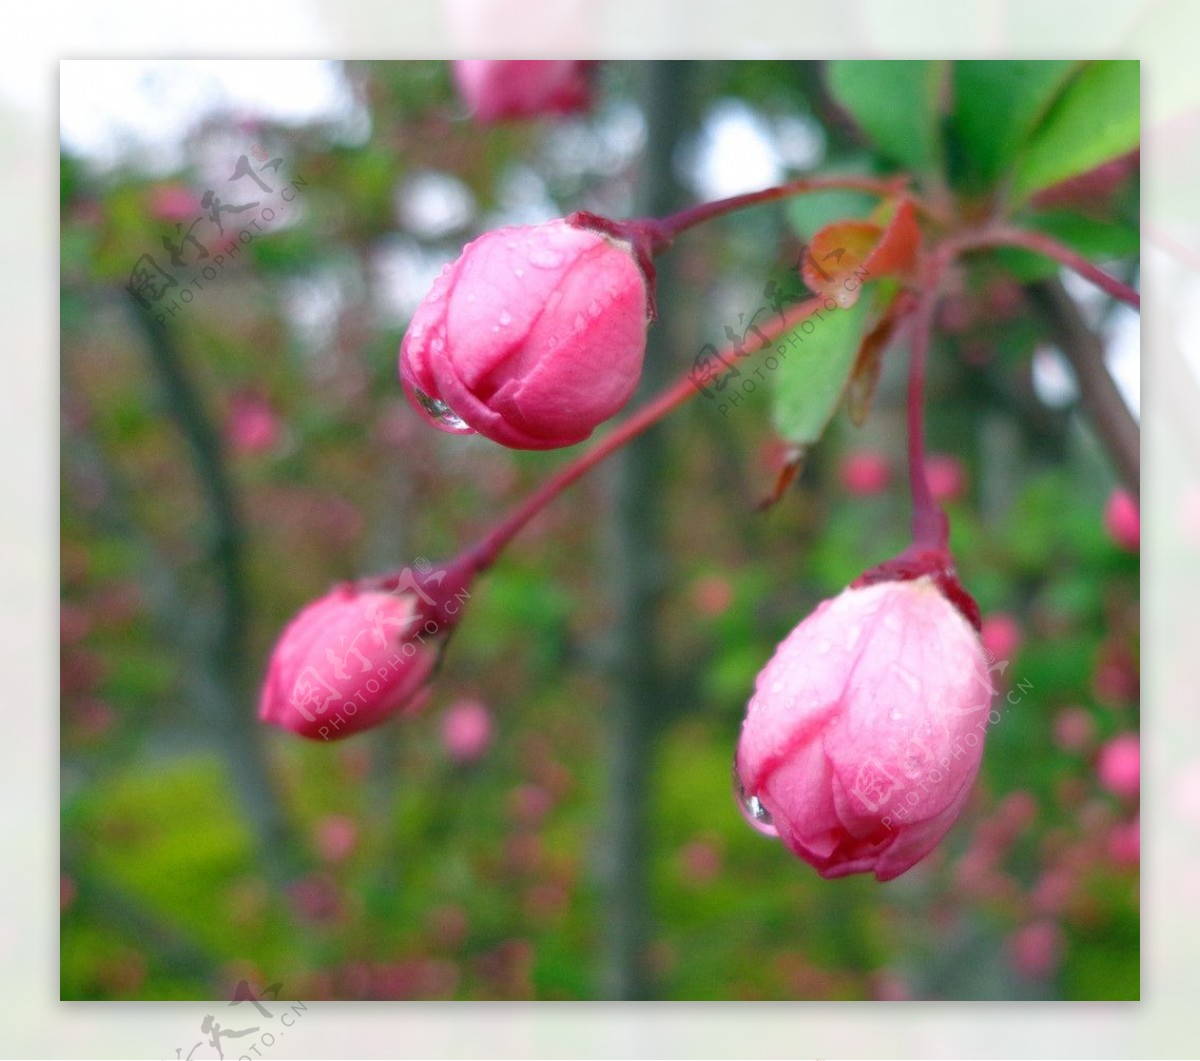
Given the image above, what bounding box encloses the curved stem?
[458,295,826,574]
[953,225,1140,309]
[654,174,912,243]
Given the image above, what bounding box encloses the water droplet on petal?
[530,248,565,269]
[514,268,525,278]
[499,311,512,326]
[889,709,904,722]
[587,299,602,318]
[573,313,587,333]
[733,760,779,838]
[412,388,471,432]
[817,639,832,655]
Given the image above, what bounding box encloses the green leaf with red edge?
[1011,60,1140,203]
[770,294,872,448]
[825,61,946,175]
[951,61,1079,186]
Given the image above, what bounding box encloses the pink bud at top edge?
[259,583,445,741]
[1104,488,1140,552]
[452,61,591,124]
[400,218,648,449]
[734,577,993,882]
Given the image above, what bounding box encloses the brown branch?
[1026,278,1140,497]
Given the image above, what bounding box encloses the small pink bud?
[314,814,358,863]
[452,60,591,124]
[1008,920,1064,979]
[925,454,968,502]
[839,450,892,496]
[691,574,734,618]
[1104,488,1140,551]
[1053,706,1096,753]
[1097,733,1140,799]
[980,612,1022,663]
[226,393,282,456]
[400,218,648,449]
[148,183,201,223]
[259,582,448,741]
[440,698,494,764]
[734,577,993,881]
[1107,816,1140,866]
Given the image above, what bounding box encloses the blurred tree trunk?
[598,60,692,1001]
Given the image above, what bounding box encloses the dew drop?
[889,709,904,722]
[587,299,603,318]
[412,388,471,432]
[816,639,832,655]
[514,268,525,278]
[573,313,587,333]
[499,311,512,326]
[733,760,779,838]
[530,248,565,269]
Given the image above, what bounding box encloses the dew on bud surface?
[414,388,470,432]
[733,761,779,838]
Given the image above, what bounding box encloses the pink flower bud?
[1104,488,1140,551]
[980,612,1022,663]
[400,218,649,449]
[1053,706,1096,753]
[839,450,892,496]
[452,61,591,124]
[925,454,968,502]
[440,698,494,764]
[226,393,283,456]
[314,814,358,863]
[1008,920,1064,979]
[734,577,993,881]
[1097,733,1140,799]
[259,584,445,741]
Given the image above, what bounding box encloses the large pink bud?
[452,61,591,124]
[734,577,996,881]
[400,218,649,449]
[259,565,469,740]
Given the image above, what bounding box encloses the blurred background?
[60,59,1139,1002]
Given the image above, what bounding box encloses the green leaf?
[952,61,1079,185]
[1011,60,1140,202]
[825,61,945,174]
[770,296,871,446]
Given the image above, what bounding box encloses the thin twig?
[1026,278,1140,497]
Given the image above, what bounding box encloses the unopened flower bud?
[452,60,591,124]
[400,218,649,449]
[259,563,469,740]
[734,576,994,881]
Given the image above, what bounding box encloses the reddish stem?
[904,283,949,553]
[953,225,1140,310]
[653,174,913,246]
[458,296,827,574]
